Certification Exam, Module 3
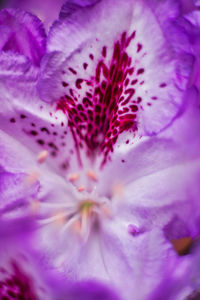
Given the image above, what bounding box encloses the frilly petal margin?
[37,0,194,166]
[0,9,46,66]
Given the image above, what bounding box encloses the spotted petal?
[38,0,193,166]
[0,51,83,175]
[107,92,200,235]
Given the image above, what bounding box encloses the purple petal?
[0,9,46,65]
[5,0,66,31]
[0,168,40,218]
[54,280,121,300]
[37,0,194,165]
[0,216,120,300]
[0,52,80,175]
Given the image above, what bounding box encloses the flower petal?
[99,225,185,300]
[5,0,66,31]
[0,9,46,66]
[112,153,200,235]
[0,168,40,219]
[38,0,193,165]
[0,51,81,175]
[0,218,53,299]
[99,88,200,193]
[0,216,120,300]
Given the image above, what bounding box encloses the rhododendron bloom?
[0,0,199,299]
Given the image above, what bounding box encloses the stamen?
[37,150,49,163]
[25,171,39,185]
[54,211,66,225]
[78,186,85,192]
[30,198,40,213]
[87,170,98,182]
[79,200,96,214]
[171,237,192,255]
[112,182,124,197]
[101,204,111,218]
[60,214,80,234]
[68,173,80,182]
[39,212,66,225]
[73,219,82,234]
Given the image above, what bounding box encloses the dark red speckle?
[137,68,145,75]
[76,79,83,89]
[62,81,68,87]
[83,63,88,70]
[37,139,45,145]
[160,83,167,88]
[102,46,107,58]
[10,118,16,123]
[137,43,143,53]
[68,67,77,75]
[57,30,145,166]
[30,130,38,136]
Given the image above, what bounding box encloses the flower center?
[36,170,111,242]
[79,199,97,214]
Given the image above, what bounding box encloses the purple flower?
[0,1,199,299]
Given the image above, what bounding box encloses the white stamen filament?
[38,212,68,225]
[60,214,80,235]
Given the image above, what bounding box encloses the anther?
[171,237,192,256]
[37,150,49,163]
[101,204,111,218]
[112,182,124,197]
[30,198,40,213]
[68,173,80,182]
[25,171,39,185]
[78,186,85,192]
[53,211,66,225]
[73,220,82,233]
[87,170,98,182]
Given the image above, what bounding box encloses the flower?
[0,1,199,299]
